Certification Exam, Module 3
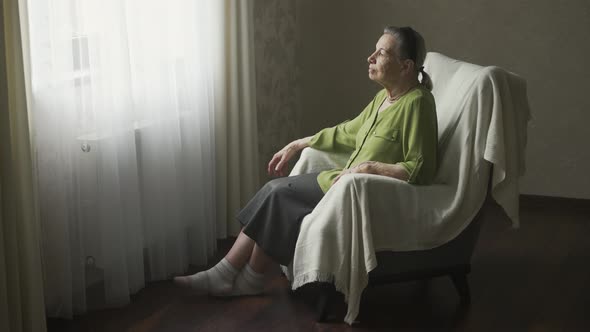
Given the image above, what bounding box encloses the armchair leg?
[450,272,471,304]
[316,291,329,322]
[315,283,336,322]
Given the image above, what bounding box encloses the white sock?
[229,263,266,296]
[173,258,238,296]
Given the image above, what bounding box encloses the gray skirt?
[237,173,324,265]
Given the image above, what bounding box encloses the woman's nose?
[367,51,377,64]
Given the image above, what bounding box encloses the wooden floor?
[47,196,590,332]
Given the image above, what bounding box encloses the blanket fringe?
[292,270,352,302]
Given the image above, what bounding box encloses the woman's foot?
[173,258,238,296]
[228,263,266,296]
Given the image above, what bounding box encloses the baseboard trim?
[520,194,590,211]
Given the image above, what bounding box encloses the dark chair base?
[313,264,472,322]
[306,196,497,323]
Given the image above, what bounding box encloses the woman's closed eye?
[375,49,391,58]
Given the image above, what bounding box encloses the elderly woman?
[174,26,438,296]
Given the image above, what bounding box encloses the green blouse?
[309,86,438,193]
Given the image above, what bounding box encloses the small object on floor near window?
[86,256,95,267]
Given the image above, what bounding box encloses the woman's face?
[367,34,403,87]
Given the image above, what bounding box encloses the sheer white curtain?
[22,0,259,318]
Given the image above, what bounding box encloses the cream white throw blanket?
[282,52,531,324]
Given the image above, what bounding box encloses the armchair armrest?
[289,148,350,176]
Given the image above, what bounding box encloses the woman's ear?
[402,59,415,75]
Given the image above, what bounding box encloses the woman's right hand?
[267,137,312,177]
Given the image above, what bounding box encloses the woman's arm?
[361,161,410,181]
[267,91,384,178]
[332,161,409,184]
[267,136,313,177]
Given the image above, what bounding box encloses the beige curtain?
[0,0,47,331]
[216,0,261,237]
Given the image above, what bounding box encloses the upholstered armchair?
[281,52,531,324]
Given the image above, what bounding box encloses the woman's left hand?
[333,161,410,185]
[332,162,374,185]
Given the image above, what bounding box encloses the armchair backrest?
[423,52,493,188]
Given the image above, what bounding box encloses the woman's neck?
[384,77,419,101]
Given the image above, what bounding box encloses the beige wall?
[294,0,590,199]
[253,0,300,183]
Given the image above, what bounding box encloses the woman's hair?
[383,26,432,90]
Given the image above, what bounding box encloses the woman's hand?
[332,161,410,185]
[268,145,298,177]
[332,162,374,184]
[267,137,312,177]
